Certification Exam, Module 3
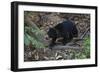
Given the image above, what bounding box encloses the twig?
[80,27,90,39]
[71,27,90,42]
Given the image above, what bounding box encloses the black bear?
[47,20,78,49]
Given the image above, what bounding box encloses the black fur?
[47,20,78,49]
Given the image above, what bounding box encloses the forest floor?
[24,11,90,61]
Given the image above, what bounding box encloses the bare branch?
[80,27,90,39]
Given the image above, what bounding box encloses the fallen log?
[52,45,83,51]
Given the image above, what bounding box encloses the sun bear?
[47,20,78,49]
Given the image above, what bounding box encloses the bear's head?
[47,28,57,38]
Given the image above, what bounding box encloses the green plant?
[24,24,47,49]
[74,36,90,59]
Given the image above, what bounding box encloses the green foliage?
[74,36,90,59]
[24,25,47,49]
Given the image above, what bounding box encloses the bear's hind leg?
[62,37,68,45]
